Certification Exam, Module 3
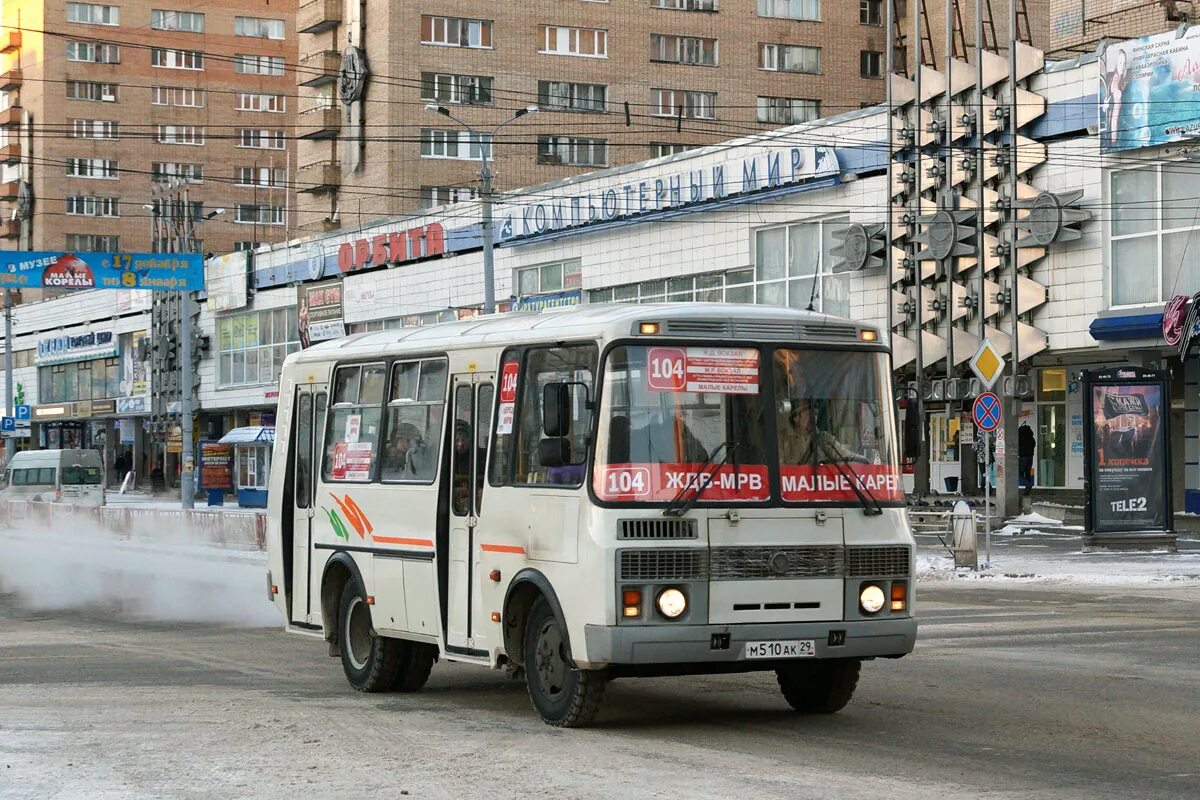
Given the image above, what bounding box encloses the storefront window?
[1110,163,1200,306]
[1033,368,1068,487]
[218,307,300,387]
[515,259,582,298]
[38,357,122,403]
[754,216,850,315]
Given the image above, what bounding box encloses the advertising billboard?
[1082,368,1172,533]
[1099,27,1200,153]
[0,252,205,291]
[297,279,345,348]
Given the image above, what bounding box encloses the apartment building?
[0,0,297,264]
[294,0,892,231]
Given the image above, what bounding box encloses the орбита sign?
[0,252,205,291]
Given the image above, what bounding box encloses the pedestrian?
[973,430,993,491]
[1018,420,1036,494]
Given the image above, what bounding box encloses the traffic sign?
[14,404,30,420]
[973,392,1002,432]
[969,339,1005,390]
[0,417,13,431]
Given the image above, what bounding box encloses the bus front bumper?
[580,617,917,670]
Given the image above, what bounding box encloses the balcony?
[298,0,342,35]
[0,69,21,91]
[297,106,340,140]
[299,51,338,87]
[0,142,19,163]
[299,216,340,233]
[298,160,340,193]
[0,106,21,127]
[0,220,18,239]
[0,31,20,54]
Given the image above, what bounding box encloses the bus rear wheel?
[338,582,402,693]
[392,642,437,693]
[776,659,861,714]
[523,599,605,728]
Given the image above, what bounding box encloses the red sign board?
[337,223,445,273]
[595,463,770,502]
[779,464,903,502]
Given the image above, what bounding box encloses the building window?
[653,89,716,119]
[538,81,607,112]
[152,87,205,108]
[217,308,300,388]
[233,241,266,252]
[66,81,118,102]
[65,157,119,178]
[66,41,120,63]
[540,25,607,57]
[234,16,285,39]
[860,50,883,78]
[65,233,120,251]
[537,136,608,167]
[1109,164,1200,306]
[757,96,820,124]
[760,44,821,74]
[650,142,694,158]
[419,73,493,105]
[420,129,492,160]
[236,166,286,187]
[152,162,204,182]
[237,129,286,149]
[234,55,285,76]
[65,196,119,217]
[757,0,820,21]
[154,125,205,145]
[753,216,850,315]
[516,259,583,297]
[39,358,121,403]
[70,119,119,139]
[589,269,753,304]
[66,3,120,25]
[651,34,718,66]
[236,92,286,112]
[420,15,493,48]
[860,0,882,25]
[419,186,480,208]
[234,204,286,225]
[652,0,719,10]
[151,48,204,70]
[150,10,204,32]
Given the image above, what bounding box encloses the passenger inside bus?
[779,399,859,465]
[381,422,430,481]
[452,420,471,513]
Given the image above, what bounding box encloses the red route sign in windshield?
[647,347,759,395]
[780,464,903,503]
[596,463,770,502]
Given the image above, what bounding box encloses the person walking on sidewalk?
[1018,420,1036,494]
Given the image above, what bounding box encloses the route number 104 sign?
[647,347,760,395]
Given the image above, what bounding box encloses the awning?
[219,426,275,445]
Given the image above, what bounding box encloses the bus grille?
[845,546,911,577]
[710,546,842,579]
[619,549,708,581]
[618,519,698,540]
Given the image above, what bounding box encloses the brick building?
[1045,0,1194,59]
[294,0,892,232]
[0,0,298,263]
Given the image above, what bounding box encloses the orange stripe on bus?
[371,536,434,547]
[480,543,526,555]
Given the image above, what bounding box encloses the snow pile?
[0,522,277,627]
[917,551,1200,586]
[1006,512,1066,527]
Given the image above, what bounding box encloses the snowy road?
[1,581,1197,800]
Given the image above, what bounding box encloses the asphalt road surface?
[1,582,1196,800]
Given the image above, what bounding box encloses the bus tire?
[391,642,437,693]
[523,598,604,728]
[338,582,402,693]
[776,658,861,714]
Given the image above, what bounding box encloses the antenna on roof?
[805,274,820,312]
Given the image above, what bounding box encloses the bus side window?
[322,363,387,482]
[40,468,56,485]
[513,344,597,487]
[489,353,521,485]
[381,358,447,484]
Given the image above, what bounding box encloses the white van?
[2,449,106,506]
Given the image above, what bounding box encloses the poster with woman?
[1099,28,1200,153]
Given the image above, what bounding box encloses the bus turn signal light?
[638,322,660,335]
[890,582,907,612]
[623,589,642,618]
[489,569,501,583]
[490,612,501,623]
[860,329,878,342]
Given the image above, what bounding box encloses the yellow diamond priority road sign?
[969,339,1005,390]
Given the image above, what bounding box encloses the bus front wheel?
[775,659,861,714]
[523,599,605,727]
[338,582,402,693]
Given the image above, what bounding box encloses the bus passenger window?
[513,344,597,487]
[381,358,447,483]
[322,363,387,482]
[489,354,521,485]
[475,383,493,509]
[452,387,473,515]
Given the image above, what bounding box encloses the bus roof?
[291,303,878,365]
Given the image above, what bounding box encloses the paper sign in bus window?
[331,441,373,481]
[344,414,362,443]
[497,360,520,434]
[646,347,759,395]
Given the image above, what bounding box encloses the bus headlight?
[656,588,687,619]
[859,584,886,615]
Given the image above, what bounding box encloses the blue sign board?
[0,252,205,292]
[1,417,13,431]
[14,405,29,420]
[973,392,1002,433]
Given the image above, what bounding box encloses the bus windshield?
[62,465,102,485]
[593,344,901,505]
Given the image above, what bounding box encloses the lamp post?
[424,103,538,315]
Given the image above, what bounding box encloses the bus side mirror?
[538,437,571,468]
[543,383,574,437]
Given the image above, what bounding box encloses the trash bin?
[944,476,959,493]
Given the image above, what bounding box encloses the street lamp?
[424,103,539,314]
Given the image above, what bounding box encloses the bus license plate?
[742,639,815,659]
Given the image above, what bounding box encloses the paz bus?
[265,303,916,727]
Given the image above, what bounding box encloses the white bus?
[266,303,916,726]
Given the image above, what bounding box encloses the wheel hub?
[345,596,372,671]
[534,619,566,697]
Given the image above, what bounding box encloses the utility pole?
[7,108,32,463]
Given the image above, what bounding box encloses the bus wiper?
[664,440,738,518]
[818,437,883,516]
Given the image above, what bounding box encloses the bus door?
[290,385,327,624]
[445,372,494,653]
